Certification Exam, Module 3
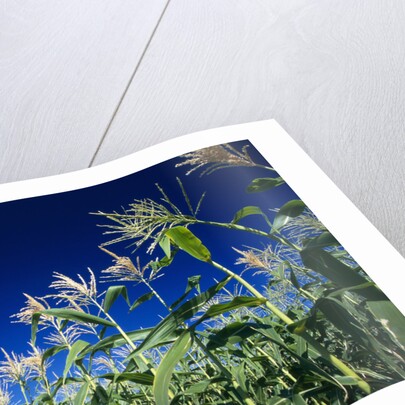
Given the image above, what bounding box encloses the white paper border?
[1,119,404,404]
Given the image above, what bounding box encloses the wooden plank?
[0,0,168,183]
[94,0,405,255]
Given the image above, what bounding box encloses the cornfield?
[1,142,405,405]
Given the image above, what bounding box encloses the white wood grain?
[0,0,168,183]
[93,0,405,255]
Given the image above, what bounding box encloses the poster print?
[0,121,404,404]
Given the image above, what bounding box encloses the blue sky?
[0,140,298,378]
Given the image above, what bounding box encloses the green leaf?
[267,398,291,405]
[92,386,109,404]
[79,327,155,357]
[300,247,386,300]
[367,300,405,350]
[246,177,284,193]
[315,298,379,350]
[38,309,116,327]
[99,326,107,340]
[289,268,300,290]
[32,393,53,405]
[296,336,307,357]
[60,319,69,331]
[159,235,171,258]
[231,206,272,229]
[250,325,349,390]
[129,292,154,312]
[274,263,285,280]
[31,313,42,345]
[272,200,306,232]
[207,322,258,350]
[99,372,154,385]
[183,377,227,394]
[286,317,310,335]
[188,275,201,294]
[73,382,89,405]
[104,285,130,313]
[233,363,247,392]
[303,231,339,249]
[33,309,114,346]
[153,331,193,405]
[150,248,178,272]
[164,226,211,262]
[292,394,307,405]
[64,340,89,382]
[42,344,68,366]
[325,281,376,299]
[126,276,231,360]
[50,377,85,399]
[333,375,362,385]
[170,275,201,309]
[317,299,405,379]
[198,296,266,323]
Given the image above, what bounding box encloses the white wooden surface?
[1,0,405,256]
[0,0,168,181]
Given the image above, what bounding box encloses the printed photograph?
[0,140,404,404]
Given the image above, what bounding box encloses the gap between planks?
[88,0,172,168]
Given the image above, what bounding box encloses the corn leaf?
[159,235,171,258]
[272,200,306,232]
[165,226,211,262]
[206,322,258,350]
[64,340,89,382]
[50,377,85,399]
[91,386,109,403]
[287,317,310,335]
[289,267,301,290]
[99,372,154,385]
[170,275,201,310]
[42,344,68,366]
[129,292,154,313]
[73,382,89,405]
[303,231,339,249]
[150,248,178,272]
[32,309,116,344]
[231,206,272,228]
[79,327,155,357]
[300,247,387,300]
[251,325,348,390]
[246,177,284,193]
[104,285,130,313]
[41,309,116,326]
[32,394,52,404]
[126,276,231,360]
[367,300,405,350]
[292,394,307,404]
[153,331,193,405]
[198,296,266,323]
[267,397,291,405]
